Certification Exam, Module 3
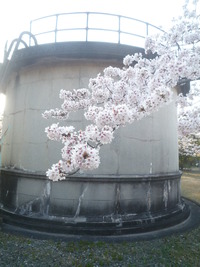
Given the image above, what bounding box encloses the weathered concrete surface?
[1,51,179,175]
[0,169,186,235]
[0,42,183,234]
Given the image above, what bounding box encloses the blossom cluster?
[178,135,200,157]
[145,0,200,157]
[43,0,200,180]
[177,82,200,156]
[44,123,115,180]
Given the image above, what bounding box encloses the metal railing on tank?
[0,12,163,86]
[29,12,163,48]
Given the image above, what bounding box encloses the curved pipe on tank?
[5,31,38,61]
[0,32,38,89]
[5,38,28,60]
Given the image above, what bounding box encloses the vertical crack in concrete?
[15,180,51,217]
[163,180,169,209]
[41,181,51,216]
[168,180,171,192]
[15,197,40,215]
[74,185,88,219]
[149,163,153,174]
[146,181,151,212]
[114,184,121,215]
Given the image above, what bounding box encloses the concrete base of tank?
[0,169,190,235]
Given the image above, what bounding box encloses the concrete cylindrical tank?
[0,15,189,235]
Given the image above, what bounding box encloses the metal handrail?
[29,12,163,45]
[3,12,163,64]
[0,12,163,87]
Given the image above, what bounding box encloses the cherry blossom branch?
[43,0,200,180]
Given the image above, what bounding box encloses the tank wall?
[1,170,181,218]
[1,59,178,175]
[96,99,179,176]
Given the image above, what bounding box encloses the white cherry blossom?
[44,0,200,180]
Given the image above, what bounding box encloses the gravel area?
[0,224,200,267]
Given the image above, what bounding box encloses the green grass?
[0,172,200,266]
[181,171,200,203]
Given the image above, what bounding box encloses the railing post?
[29,21,32,46]
[55,14,58,43]
[146,22,149,36]
[86,12,89,42]
[118,15,121,44]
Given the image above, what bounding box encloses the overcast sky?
[0,0,185,62]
